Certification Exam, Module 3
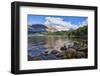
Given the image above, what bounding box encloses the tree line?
[41,25,87,38]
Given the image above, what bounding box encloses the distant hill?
[28,24,47,33]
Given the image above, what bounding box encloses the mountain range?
[28,24,47,33]
[28,24,85,33]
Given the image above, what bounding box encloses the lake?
[28,35,87,61]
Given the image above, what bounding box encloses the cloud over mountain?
[44,17,79,32]
[28,16,88,33]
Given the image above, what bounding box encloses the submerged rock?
[32,56,41,60]
[56,52,64,59]
[51,50,58,54]
[42,51,49,56]
[28,55,33,61]
[28,55,41,61]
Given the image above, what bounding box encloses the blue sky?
[28,15,88,27]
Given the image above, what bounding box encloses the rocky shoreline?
[28,40,87,61]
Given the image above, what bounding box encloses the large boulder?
[60,45,67,51]
[65,48,77,59]
[76,51,86,58]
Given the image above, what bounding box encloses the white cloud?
[44,17,78,31]
[79,19,88,27]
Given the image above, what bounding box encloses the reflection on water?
[28,35,88,61]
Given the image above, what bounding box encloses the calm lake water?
[28,35,87,60]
